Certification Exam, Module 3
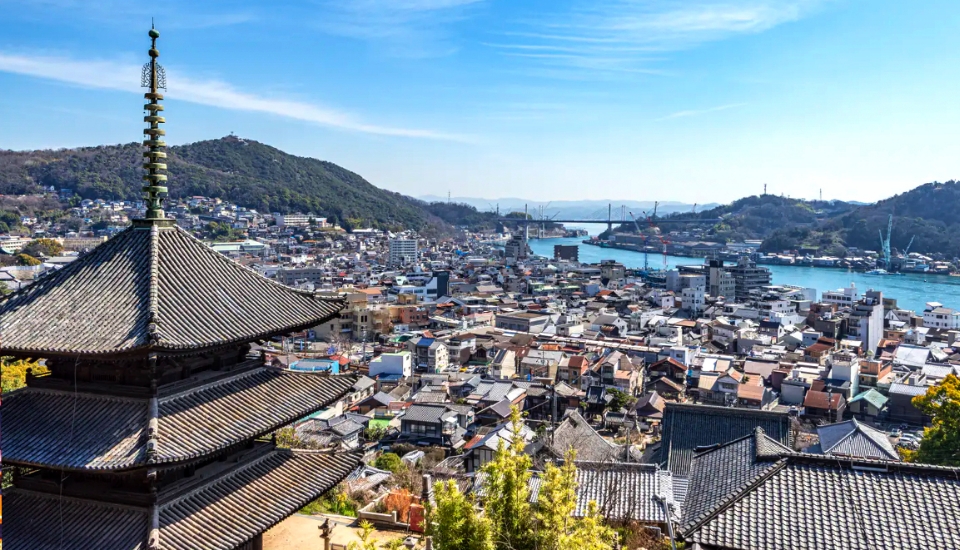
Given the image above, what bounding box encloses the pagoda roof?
[0,223,342,357]
[2,363,358,470]
[3,447,361,550]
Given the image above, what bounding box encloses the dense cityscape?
[3,6,960,550]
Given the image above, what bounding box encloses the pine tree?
[537,449,618,550]
[426,479,494,550]
[480,406,535,550]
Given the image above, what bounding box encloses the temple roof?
[3,447,361,550]
[0,223,342,356]
[2,363,358,470]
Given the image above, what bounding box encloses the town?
[3,13,960,550]
[3,185,960,549]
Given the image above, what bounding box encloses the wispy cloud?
[656,102,747,120]
[493,0,827,75]
[313,0,486,57]
[0,52,467,140]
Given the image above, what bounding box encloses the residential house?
[847,388,888,421]
[658,403,792,477]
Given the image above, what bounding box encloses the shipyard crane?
[903,235,916,256]
[628,211,648,270]
[879,214,893,267]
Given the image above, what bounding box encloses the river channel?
[528,237,960,314]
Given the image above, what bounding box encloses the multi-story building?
[408,336,449,373]
[369,351,413,379]
[389,238,418,266]
[726,256,772,301]
[495,311,552,333]
[923,302,960,329]
[600,260,626,284]
[848,290,884,354]
[504,235,529,262]
[705,259,736,298]
[823,284,859,307]
[274,212,312,227]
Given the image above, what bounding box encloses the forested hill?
[740,182,955,257]
[599,183,960,259]
[0,136,495,231]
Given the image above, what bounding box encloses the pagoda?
[1,27,361,550]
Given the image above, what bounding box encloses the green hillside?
[0,136,493,231]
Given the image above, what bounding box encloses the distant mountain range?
[418,195,717,220]
[1,136,957,257]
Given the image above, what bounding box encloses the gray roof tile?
[680,432,960,550]
[3,448,360,550]
[659,403,792,476]
[2,365,357,469]
[0,224,342,356]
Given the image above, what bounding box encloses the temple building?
[0,27,360,550]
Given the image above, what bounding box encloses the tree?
[426,479,494,550]
[16,253,41,266]
[479,406,535,550]
[346,520,409,550]
[1,358,47,392]
[0,280,10,295]
[606,388,636,412]
[904,374,960,466]
[374,452,404,474]
[538,449,618,550]
[365,424,389,442]
[21,238,63,258]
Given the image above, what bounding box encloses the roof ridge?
[147,224,161,346]
[683,455,789,536]
[8,385,148,404]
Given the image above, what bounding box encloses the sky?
[0,0,958,203]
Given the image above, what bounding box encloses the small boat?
[864,268,890,275]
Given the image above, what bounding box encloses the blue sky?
[1,0,958,203]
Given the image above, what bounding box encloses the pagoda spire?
[141,22,168,220]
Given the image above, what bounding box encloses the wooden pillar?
[252,533,263,550]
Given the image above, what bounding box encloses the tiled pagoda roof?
[0,222,342,356]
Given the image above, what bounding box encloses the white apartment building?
[274,213,311,227]
[389,238,418,266]
[923,303,960,330]
[822,284,859,307]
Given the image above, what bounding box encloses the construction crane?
[903,235,916,256]
[641,202,670,270]
[628,211,648,270]
[878,214,893,267]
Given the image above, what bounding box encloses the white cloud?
[656,102,747,120]
[0,52,467,140]
[314,0,486,57]
[495,0,827,74]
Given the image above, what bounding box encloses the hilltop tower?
[1,27,360,550]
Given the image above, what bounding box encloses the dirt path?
[264,513,411,550]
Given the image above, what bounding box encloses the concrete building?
[823,284,859,307]
[274,213,312,227]
[389,238,418,266]
[368,351,412,379]
[495,311,552,333]
[726,257,772,301]
[554,244,579,261]
[922,302,960,329]
[847,290,884,354]
[706,259,736,299]
[504,235,529,262]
